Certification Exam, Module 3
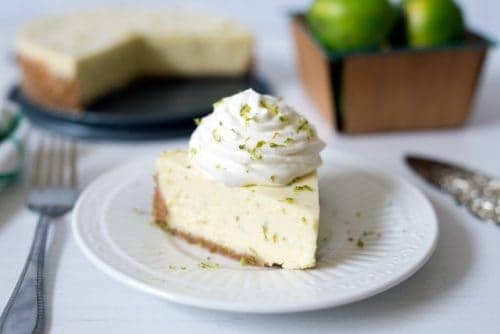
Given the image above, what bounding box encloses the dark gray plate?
[8,76,270,140]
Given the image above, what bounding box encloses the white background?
[1,1,500,333]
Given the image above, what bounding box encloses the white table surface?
[1,0,500,333]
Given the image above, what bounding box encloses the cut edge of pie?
[152,179,266,267]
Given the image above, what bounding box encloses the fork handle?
[0,214,50,334]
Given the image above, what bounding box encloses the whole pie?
[153,89,325,269]
[15,10,253,110]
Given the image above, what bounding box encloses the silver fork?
[0,136,78,334]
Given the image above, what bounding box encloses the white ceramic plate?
[72,149,438,313]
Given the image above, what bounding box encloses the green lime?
[403,0,465,47]
[306,0,396,52]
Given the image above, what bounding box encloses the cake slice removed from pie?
[153,150,320,269]
[152,89,325,269]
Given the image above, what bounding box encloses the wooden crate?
[291,14,491,134]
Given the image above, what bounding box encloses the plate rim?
[8,76,270,127]
[72,150,439,313]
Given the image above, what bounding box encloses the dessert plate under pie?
[72,149,438,313]
[8,77,269,140]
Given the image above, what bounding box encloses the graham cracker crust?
[18,55,83,111]
[17,54,254,113]
[152,182,266,267]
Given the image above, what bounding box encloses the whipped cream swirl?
[189,89,325,187]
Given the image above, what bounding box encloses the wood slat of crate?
[291,16,336,127]
[291,14,489,134]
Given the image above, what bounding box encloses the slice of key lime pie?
[153,89,325,269]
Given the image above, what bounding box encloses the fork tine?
[59,140,68,187]
[32,135,78,189]
[61,140,72,187]
[31,136,46,188]
[46,136,58,187]
[51,137,70,188]
[69,141,77,188]
[39,136,58,187]
[57,138,67,187]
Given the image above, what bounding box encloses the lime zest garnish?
[213,99,224,108]
[199,261,220,269]
[241,141,264,160]
[240,104,252,124]
[255,140,266,148]
[248,147,263,160]
[279,115,289,123]
[281,197,295,204]
[260,100,279,116]
[261,225,269,240]
[296,118,315,139]
[211,129,222,143]
[269,142,284,148]
[294,185,313,192]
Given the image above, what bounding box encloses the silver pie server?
[406,154,500,225]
